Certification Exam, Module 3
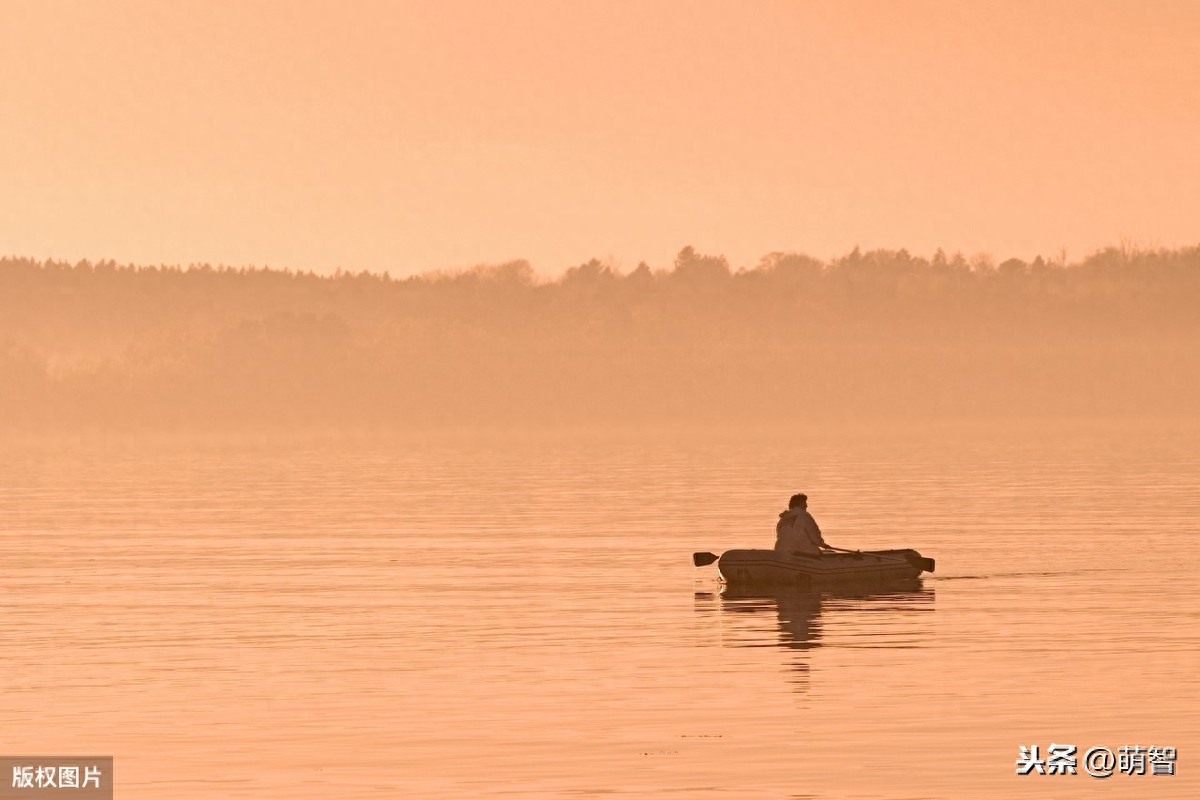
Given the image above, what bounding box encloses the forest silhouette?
[2,245,1197,430]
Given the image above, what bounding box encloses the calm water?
[2,424,1198,798]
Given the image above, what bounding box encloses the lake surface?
[2,423,1198,798]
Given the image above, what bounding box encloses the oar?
[825,545,935,573]
[693,551,719,567]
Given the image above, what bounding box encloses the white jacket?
[774,508,825,558]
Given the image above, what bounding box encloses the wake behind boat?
[693,547,935,589]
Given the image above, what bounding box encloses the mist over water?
[3,245,1199,797]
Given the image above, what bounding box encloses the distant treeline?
[2,245,1198,429]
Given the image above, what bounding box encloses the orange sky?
[2,0,1197,276]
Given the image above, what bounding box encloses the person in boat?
[774,493,829,559]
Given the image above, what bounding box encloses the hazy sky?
[2,0,1197,276]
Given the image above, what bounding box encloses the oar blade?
[692,551,719,567]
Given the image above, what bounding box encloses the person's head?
[789,493,808,509]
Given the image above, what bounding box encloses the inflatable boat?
[693,548,935,588]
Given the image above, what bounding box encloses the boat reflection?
[695,581,934,691]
